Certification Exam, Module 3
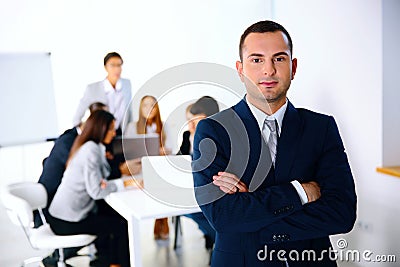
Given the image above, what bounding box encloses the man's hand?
[123,178,144,188]
[301,181,321,203]
[213,172,248,194]
[120,158,142,176]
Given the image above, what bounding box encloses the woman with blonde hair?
[125,95,171,239]
[125,95,172,154]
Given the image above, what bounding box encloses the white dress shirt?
[104,79,127,130]
[246,96,308,205]
[72,78,132,131]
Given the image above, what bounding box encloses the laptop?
[141,155,198,208]
[112,134,160,160]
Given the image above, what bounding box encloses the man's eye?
[275,57,285,62]
[252,58,262,63]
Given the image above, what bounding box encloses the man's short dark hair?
[190,96,219,117]
[239,20,293,61]
[104,52,123,66]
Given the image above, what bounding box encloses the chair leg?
[173,216,181,250]
[57,248,66,267]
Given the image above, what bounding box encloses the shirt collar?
[76,125,82,135]
[245,95,288,135]
[103,78,122,93]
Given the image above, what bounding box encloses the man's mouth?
[259,80,278,87]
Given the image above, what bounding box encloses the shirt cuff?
[112,178,125,192]
[291,180,308,205]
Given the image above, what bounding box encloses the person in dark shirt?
[178,97,219,250]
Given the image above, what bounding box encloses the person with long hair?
[125,95,171,155]
[125,95,171,239]
[48,110,130,267]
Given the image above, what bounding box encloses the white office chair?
[1,182,97,267]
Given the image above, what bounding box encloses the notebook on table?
[112,134,160,160]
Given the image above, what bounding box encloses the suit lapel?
[229,99,302,187]
[275,101,303,183]
[232,100,274,189]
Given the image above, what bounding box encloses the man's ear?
[291,58,298,80]
[236,60,245,82]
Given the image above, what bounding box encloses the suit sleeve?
[192,119,303,233]
[258,117,357,243]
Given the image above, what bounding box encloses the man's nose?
[263,60,276,76]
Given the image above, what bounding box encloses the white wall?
[382,0,400,166]
[274,0,400,266]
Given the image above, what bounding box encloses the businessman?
[192,20,357,266]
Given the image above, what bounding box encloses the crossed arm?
[213,171,321,203]
[193,117,357,242]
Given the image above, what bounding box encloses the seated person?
[37,102,140,264]
[125,95,172,240]
[48,110,130,267]
[38,102,108,215]
[179,96,219,250]
[125,95,173,155]
[177,104,194,155]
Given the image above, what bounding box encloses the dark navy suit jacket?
[38,127,78,206]
[192,99,357,266]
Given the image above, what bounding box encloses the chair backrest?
[2,182,97,252]
[1,182,47,227]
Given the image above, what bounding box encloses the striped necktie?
[264,119,278,164]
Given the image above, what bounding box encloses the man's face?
[104,57,123,80]
[236,31,297,107]
[189,113,207,132]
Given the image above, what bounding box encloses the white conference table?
[105,187,201,267]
